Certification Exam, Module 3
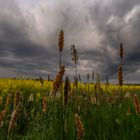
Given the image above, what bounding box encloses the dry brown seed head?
[120,42,123,60]
[8,102,22,131]
[58,30,64,52]
[133,94,140,115]
[64,76,69,106]
[42,95,47,112]
[14,91,21,109]
[118,65,123,86]
[0,96,3,105]
[74,113,84,140]
[52,65,65,94]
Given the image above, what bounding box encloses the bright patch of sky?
[15,0,40,11]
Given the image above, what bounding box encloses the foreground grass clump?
[0,79,140,140]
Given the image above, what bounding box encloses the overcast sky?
[0,0,140,83]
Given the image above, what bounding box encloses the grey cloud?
[0,0,140,83]
[0,0,59,78]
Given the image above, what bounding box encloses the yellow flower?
[36,93,41,98]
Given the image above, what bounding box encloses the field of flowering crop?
[0,79,140,140]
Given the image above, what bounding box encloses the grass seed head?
[14,91,22,109]
[133,94,140,115]
[120,42,123,60]
[0,109,7,127]
[42,95,47,112]
[0,96,3,105]
[74,113,84,140]
[118,65,123,86]
[58,30,64,52]
[8,102,22,137]
[5,94,11,107]
[64,76,69,105]
[71,45,78,64]
[53,65,65,94]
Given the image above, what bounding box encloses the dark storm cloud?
[0,0,140,83]
[0,0,60,78]
[84,0,140,82]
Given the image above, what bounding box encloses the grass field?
[0,79,140,140]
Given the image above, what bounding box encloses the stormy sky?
[0,0,140,83]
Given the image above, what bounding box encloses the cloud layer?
[0,0,140,83]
